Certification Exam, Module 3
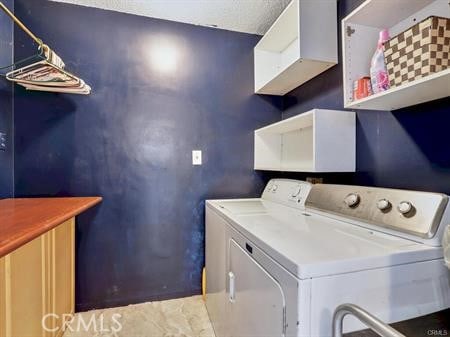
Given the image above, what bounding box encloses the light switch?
[192,150,202,165]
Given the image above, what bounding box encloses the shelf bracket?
[346,25,355,37]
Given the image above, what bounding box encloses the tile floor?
[62,295,450,337]
[63,295,215,337]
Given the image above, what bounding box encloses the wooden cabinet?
[0,218,75,337]
[52,220,75,336]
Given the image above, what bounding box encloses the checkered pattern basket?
[384,16,450,88]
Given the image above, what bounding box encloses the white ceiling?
[50,0,292,35]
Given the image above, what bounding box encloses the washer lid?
[213,199,270,214]
[225,209,442,279]
[208,198,291,215]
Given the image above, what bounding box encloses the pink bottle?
[370,29,390,94]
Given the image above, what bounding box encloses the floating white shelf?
[342,0,450,111]
[254,109,355,173]
[346,69,450,110]
[254,0,337,96]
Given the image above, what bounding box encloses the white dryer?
[205,179,450,337]
[205,179,311,337]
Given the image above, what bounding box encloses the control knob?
[272,184,278,192]
[377,199,391,211]
[344,193,360,207]
[291,186,301,197]
[397,201,413,215]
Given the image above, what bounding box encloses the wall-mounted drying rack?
[0,2,91,95]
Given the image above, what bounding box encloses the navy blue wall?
[0,0,13,198]
[13,0,281,310]
[282,0,450,194]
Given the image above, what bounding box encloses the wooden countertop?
[0,197,102,258]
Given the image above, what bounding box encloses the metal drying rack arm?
[0,1,50,74]
[0,1,43,46]
[332,304,406,337]
[0,1,91,94]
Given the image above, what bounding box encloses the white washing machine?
[205,179,450,337]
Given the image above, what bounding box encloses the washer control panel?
[262,179,312,209]
[306,184,448,239]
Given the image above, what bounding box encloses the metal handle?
[228,271,235,303]
[332,303,406,337]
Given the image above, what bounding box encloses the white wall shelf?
[254,0,337,96]
[342,0,450,111]
[254,109,355,173]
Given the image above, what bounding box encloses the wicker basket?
[384,16,450,88]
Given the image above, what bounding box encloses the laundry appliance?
[205,179,450,336]
[444,225,450,270]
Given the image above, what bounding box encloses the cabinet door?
[52,218,75,337]
[0,258,7,337]
[0,236,48,337]
[228,239,285,337]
